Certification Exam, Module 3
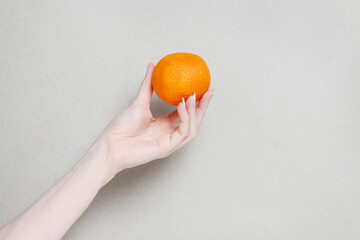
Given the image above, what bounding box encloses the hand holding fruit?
[101,58,213,173]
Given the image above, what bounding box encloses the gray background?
[1,0,360,239]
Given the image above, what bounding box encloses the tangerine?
[152,53,211,106]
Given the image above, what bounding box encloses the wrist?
[82,138,118,187]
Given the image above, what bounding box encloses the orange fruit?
[152,52,211,106]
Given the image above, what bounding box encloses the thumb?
[135,63,155,106]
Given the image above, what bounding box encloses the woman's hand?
[102,63,214,173]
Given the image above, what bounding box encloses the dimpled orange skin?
[152,53,211,106]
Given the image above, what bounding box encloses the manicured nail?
[193,93,196,108]
[182,97,186,108]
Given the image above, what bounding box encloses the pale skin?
[0,63,214,240]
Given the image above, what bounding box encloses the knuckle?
[191,130,198,139]
[186,129,191,138]
[159,151,168,159]
[157,140,171,159]
[160,148,172,159]
[183,128,190,138]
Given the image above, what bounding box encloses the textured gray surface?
[1,0,360,239]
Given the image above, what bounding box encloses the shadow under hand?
[150,94,176,118]
[64,153,182,238]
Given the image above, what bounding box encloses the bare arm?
[0,63,214,240]
[0,140,113,240]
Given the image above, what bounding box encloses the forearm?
[0,139,116,240]
[32,136,113,208]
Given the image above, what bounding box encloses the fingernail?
[193,93,196,108]
[182,97,186,108]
